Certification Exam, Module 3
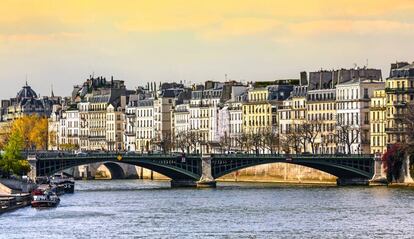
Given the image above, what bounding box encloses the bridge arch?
[98,162,126,179]
[211,156,373,180]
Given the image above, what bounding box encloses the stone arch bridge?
[27,152,382,187]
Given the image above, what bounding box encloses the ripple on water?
[1,180,414,239]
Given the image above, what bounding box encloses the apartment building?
[336,78,384,154]
[306,88,336,154]
[370,89,387,154]
[385,62,414,145]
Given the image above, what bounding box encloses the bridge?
[27,152,383,187]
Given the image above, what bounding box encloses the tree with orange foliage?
[10,115,49,150]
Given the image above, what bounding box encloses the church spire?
[51,84,55,98]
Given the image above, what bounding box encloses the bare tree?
[249,131,263,155]
[187,131,200,154]
[301,122,320,154]
[262,128,279,154]
[152,132,173,154]
[219,132,231,153]
[286,130,303,154]
[335,124,360,154]
[175,131,191,153]
[279,135,292,154]
[235,132,250,152]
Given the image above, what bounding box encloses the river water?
[1,180,414,239]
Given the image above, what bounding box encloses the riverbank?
[0,178,37,214]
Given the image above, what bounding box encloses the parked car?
[125,151,136,156]
[75,151,88,157]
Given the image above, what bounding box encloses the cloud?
[2,0,414,43]
[0,32,82,42]
[200,18,281,41]
[117,15,219,32]
[0,16,84,42]
[289,20,414,36]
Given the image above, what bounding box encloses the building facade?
[370,89,387,154]
[385,62,414,145]
[336,79,384,154]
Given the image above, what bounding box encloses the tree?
[0,130,31,176]
[0,122,11,150]
[249,131,263,155]
[279,135,292,154]
[382,144,404,182]
[152,132,173,154]
[335,124,360,154]
[235,132,250,152]
[10,115,49,150]
[285,130,302,154]
[301,122,320,154]
[174,131,195,153]
[3,130,24,161]
[219,132,231,153]
[262,128,279,154]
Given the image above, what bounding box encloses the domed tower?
[16,81,38,102]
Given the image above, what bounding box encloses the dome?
[16,82,38,101]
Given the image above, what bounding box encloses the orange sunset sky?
[1,0,413,97]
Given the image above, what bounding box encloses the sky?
[1,0,414,98]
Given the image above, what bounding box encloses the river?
[1,180,414,238]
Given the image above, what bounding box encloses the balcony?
[393,101,407,107]
[393,113,405,118]
[385,87,414,94]
[124,131,136,136]
[385,127,405,133]
[370,105,386,110]
[125,113,136,118]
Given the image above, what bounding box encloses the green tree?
[0,130,30,176]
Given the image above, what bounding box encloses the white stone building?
[136,99,155,152]
[336,79,385,154]
[124,104,137,152]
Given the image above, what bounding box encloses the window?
[364,88,369,99]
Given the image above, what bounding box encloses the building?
[47,105,62,150]
[106,104,124,151]
[307,68,382,90]
[124,95,139,152]
[385,62,414,145]
[243,85,292,134]
[172,103,190,138]
[227,88,248,150]
[57,76,128,151]
[336,78,384,154]
[135,98,155,152]
[1,83,60,122]
[187,81,238,153]
[65,108,80,147]
[290,85,308,138]
[277,85,307,153]
[306,88,337,154]
[370,89,387,154]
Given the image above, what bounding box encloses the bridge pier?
[369,154,388,185]
[27,155,38,181]
[197,155,216,188]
